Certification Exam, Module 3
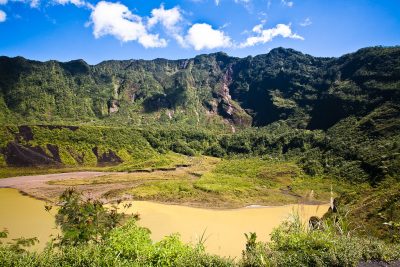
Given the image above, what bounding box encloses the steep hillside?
[0,46,399,182]
[1,47,399,130]
[0,46,399,242]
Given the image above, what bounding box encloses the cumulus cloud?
[89,1,167,48]
[185,23,232,50]
[148,5,185,46]
[281,0,293,7]
[300,17,312,27]
[240,23,303,48]
[0,10,6,22]
[148,5,182,30]
[147,6,232,50]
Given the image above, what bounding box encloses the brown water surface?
[121,201,329,258]
[0,188,59,250]
[0,188,328,258]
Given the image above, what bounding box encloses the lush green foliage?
[0,189,233,267]
[325,179,400,242]
[1,196,399,266]
[240,214,400,267]
[0,46,399,264]
[54,188,123,246]
[1,46,400,182]
[1,47,399,130]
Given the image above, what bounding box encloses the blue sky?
[0,0,399,64]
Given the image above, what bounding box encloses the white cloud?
[9,0,40,8]
[0,0,7,5]
[53,0,87,8]
[89,1,167,48]
[281,0,293,7]
[240,23,303,48]
[147,6,233,51]
[11,0,91,8]
[148,5,185,46]
[29,0,39,7]
[252,23,263,33]
[234,0,252,11]
[0,10,6,22]
[215,0,220,5]
[148,5,182,30]
[185,23,232,50]
[300,17,312,27]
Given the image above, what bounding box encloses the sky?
[0,0,399,64]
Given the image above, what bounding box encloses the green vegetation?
[240,213,400,267]
[0,221,233,267]
[126,158,352,207]
[54,188,123,246]
[1,188,399,266]
[325,178,400,242]
[46,157,350,207]
[0,46,400,264]
[0,188,233,266]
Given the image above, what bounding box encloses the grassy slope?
[325,178,400,242]
[47,156,354,208]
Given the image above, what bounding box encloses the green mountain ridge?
[1,46,399,130]
[0,46,399,251]
[0,46,399,185]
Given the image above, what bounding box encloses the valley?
[0,46,399,266]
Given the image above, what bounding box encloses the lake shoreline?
[0,170,329,209]
[0,187,330,258]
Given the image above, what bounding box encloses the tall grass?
[240,211,400,267]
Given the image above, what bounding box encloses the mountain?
[1,46,399,130]
[0,46,399,183]
[0,47,399,242]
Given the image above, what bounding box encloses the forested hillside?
[0,46,399,243]
[1,46,399,130]
[0,46,399,181]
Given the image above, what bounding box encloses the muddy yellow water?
[123,201,329,258]
[0,188,328,258]
[0,188,59,250]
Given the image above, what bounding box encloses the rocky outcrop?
[107,99,119,114]
[217,65,252,127]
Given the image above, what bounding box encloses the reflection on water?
[0,188,328,258]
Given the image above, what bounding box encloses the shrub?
[240,213,400,267]
[55,188,123,246]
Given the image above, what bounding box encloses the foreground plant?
[240,213,400,267]
[54,188,123,246]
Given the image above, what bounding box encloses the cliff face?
[0,46,399,130]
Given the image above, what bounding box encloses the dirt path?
[0,172,127,202]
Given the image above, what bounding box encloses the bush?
[240,213,400,267]
[55,188,123,246]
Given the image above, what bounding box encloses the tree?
[55,188,123,246]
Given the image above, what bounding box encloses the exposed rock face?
[217,65,253,127]
[5,142,61,166]
[108,99,119,114]
[219,65,234,116]
[0,47,399,129]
